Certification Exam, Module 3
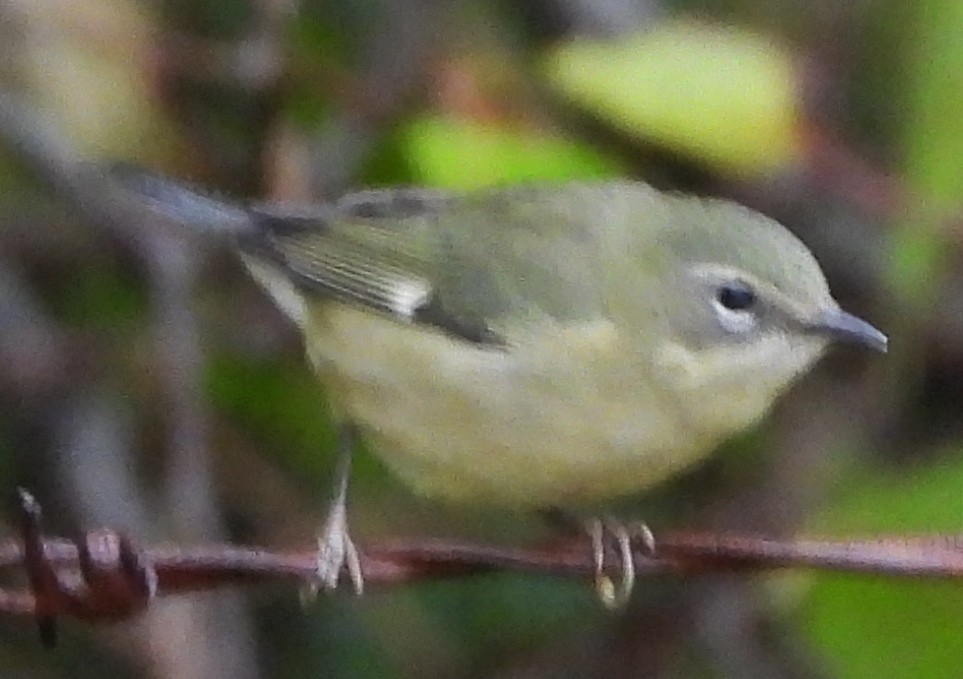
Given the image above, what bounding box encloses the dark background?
[0,0,961,677]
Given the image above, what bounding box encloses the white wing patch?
[390,278,432,318]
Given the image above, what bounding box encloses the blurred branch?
[0,88,187,249]
[0,89,259,676]
[6,490,963,644]
[801,124,907,220]
[296,0,439,196]
[519,0,662,40]
[0,259,73,403]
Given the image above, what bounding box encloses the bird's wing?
[104,165,628,346]
[242,186,615,346]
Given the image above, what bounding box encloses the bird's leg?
[542,509,655,609]
[313,423,363,594]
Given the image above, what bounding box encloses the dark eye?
[717,283,756,311]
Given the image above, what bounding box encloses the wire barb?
[7,491,963,639]
[13,488,158,647]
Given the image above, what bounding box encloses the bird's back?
[242,182,669,346]
[244,183,710,506]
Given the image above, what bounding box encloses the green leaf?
[401,116,622,189]
[544,20,800,176]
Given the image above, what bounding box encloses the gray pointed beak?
[807,307,888,352]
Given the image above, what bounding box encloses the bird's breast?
[305,305,719,507]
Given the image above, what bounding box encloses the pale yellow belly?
[305,306,716,508]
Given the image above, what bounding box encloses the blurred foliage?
[799,1,963,677]
[884,0,963,310]
[802,447,963,678]
[0,0,961,678]
[401,115,622,188]
[206,352,338,482]
[545,20,799,176]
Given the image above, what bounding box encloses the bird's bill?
[806,307,888,352]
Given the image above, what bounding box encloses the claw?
[315,503,363,594]
[589,518,655,610]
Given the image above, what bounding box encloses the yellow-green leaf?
[401,116,622,190]
[544,20,800,176]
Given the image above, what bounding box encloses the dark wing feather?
[239,190,504,344]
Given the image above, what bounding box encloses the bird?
[106,166,887,606]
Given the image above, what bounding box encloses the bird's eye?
[716,283,756,311]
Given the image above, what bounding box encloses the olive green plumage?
[111,167,885,506]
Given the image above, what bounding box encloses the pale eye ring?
[716,283,756,311]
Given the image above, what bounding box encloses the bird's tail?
[105,163,254,236]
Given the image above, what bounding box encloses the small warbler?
[108,167,886,604]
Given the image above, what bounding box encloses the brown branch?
[5,489,963,646]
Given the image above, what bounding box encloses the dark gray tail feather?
[105,162,254,236]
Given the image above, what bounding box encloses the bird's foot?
[315,503,363,594]
[302,505,363,603]
[302,424,364,601]
[588,517,655,610]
